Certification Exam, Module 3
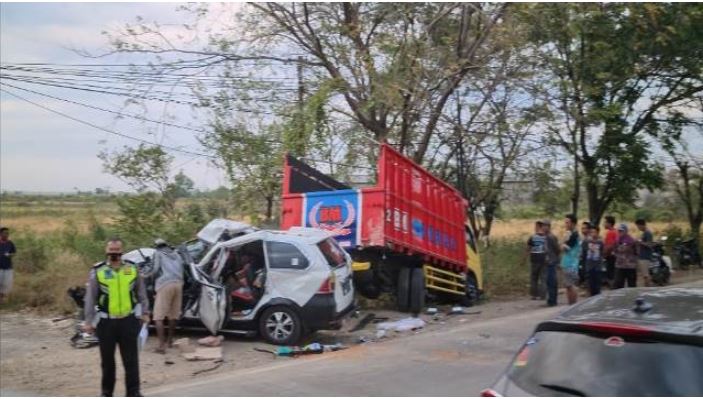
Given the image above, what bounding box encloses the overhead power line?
[0,87,215,159]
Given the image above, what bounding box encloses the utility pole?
[295,56,306,157]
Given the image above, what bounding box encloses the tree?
[100,144,200,243]
[199,122,283,223]
[169,170,195,199]
[521,3,703,224]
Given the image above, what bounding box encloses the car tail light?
[480,389,502,397]
[317,274,335,294]
[578,321,653,336]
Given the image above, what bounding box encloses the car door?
[317,238,355,312]
[188,263,227,334]
[264,240,324,306]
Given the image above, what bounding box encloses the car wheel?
[396,267,412,312]
[460,273,480,307]
[408,267,426,315]
[259,306,304,346]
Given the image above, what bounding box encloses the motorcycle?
[674,237,702,270]
[649,239,672,286]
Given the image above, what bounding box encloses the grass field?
[0,196,698,312]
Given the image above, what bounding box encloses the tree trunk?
[266,196,274,222]
[571,151,580,219]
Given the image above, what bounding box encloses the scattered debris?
[375,329,387,340]
[192,360,224,376]
[164,360,175,365]
[449,306,466,315]
[70,332,99,349]
[173,338,196,354]
[51,316,72,323]
[425,307,438,315]
[479,333,491,339]
[257,342,348,358]
[197,335,224,347]
[376,317,426,332]
[349,313,375,332]
[371,317,389,324]
[183,346,223,361]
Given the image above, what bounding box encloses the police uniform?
[84,260,149,397]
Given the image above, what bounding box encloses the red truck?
[281,143,483,313]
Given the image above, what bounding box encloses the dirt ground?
[2,268,702,396]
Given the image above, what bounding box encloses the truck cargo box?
[281,144,468,273]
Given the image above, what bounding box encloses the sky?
[0,2,231,193]
[1,3,701,193]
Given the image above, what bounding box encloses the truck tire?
[396,267,412,312]
[354,269,381,299]
[460,273,480,307]
[408,268,426,315]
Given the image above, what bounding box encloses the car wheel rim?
[266,312,294,340]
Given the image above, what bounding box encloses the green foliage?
[480,239,530,298]
[168,170,195,199]
[519,3,703,223]
[200,122,283,222]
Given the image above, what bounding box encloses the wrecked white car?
[124,221,356,345]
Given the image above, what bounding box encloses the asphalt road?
[148,305,564,397]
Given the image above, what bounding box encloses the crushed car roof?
[196,219,256,244]
[553,287,703,336]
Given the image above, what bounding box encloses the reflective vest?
[96,263,139,318]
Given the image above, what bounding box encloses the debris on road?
[192,360,224,376]
[197,335,224,347]
[183,346,223,361]
[449,306,466,315]
[173,338,195,353]
[256,342,348,358]
[349,313,375,332]
[376,317,426,332]
[425,307,438,315]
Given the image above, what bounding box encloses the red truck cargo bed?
[281,144,468,272]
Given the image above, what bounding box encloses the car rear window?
[507,331,703,396]
[317,238,347,268]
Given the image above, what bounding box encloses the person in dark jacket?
[581,225,605,296]
[0,227,17,303]
[525,221,547,300]
[543,220,561,307]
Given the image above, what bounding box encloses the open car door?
[189,263,227,335]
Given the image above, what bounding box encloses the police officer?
[83,238,149,397]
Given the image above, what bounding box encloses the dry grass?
[7,250,90,314]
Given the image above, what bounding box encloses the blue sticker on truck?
[305,190,359,248]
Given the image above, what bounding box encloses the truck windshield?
[507,331,703,396]
[318,238,347,268]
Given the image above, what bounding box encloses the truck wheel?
[460,273,480,307]
[354,269,381,299]
[396,268,412,312]
[408,268,426,315]
[259,306,304,346]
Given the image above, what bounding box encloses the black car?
[482,287,703,397]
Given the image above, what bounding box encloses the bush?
[480,238,529,298]
[7,249,91,313]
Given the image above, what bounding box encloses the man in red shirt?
[603,216,618,287]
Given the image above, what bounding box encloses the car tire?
[258,306,304,346]
[396,267,412,312]
[460,272,480,307]
[408,267,426,315]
